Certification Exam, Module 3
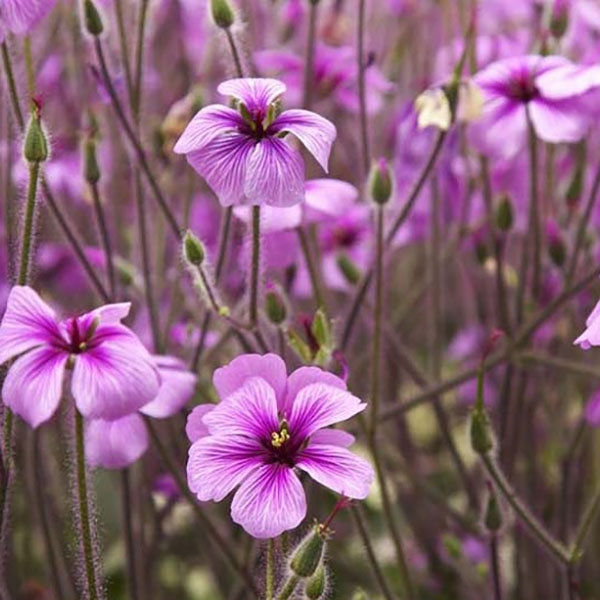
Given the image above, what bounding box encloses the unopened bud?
[470,408,493,455]
[265,285,287,325]
[210,0,235,29]
[337,253,361,285]
[84,137,101,184]
[369,158,393,205]
[484,489,503,532]
[183,230,205,266]
[546,220,565,267]
[495,195,513,232]
[24,103,49,164]
[550,0,569,39]
[311,308,331,350]
[305,565,327,599]
[290,526,326,578]
[83,0,104,36]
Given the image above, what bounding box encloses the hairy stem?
[90,182,116,299]
[265,539,275,600]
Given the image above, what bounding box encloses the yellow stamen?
[271,428,290,448]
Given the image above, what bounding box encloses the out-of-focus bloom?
[174,78,336,207]
[0,286,159,428]
[574,297,600,349]
[86,356,197,469]
[254,44,393,114]
[584,389,600,426]
[415,89,452,130]
[470,55,597,159]
[0,0,56,38]
[186,353,373,538]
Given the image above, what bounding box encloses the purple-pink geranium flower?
[174,78,337,207]
[0,286,160,428]
[186,353,373,538]
[470,55,595,159]
[574,298,600,349]
[85,356,197,469]
[0,0,56,38]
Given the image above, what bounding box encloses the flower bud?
[265,284,287,325]
[369,158,393,205]
[83,0,104,36]
[84,136,101,184]
[546,220,565,267]
[290,526,326,578]
[470,407,493,455]
[305,565,327,599]
[484,489,503,532]
[495,195,513,232]
[210,0,235,29]
[311,308,331,351]
[23,102,49,164]
[183,230,205,266]
[351,590,367,600]
[336,253,361,285]
[550,0,569,39]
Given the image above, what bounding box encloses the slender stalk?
[197,265,221,313]
[350,506,396,600]
[303,0,318,109]
[357,0,370,176]
[75,409,100,600]
[121,469,140,600]
[1,42,24,129]
[225,28,244,78]
[90,182,116,299]
[265,539,275,600]
[23,36,35,99]
[527,114,542,301]
[297,226,325,310]
[569,483,600,563]
[370,203,384,435]
[276,575,299,600]
[18,162,40,284]
[114,0,134,106]
[144,419,258,596]
[92,38,180,237]
[249,206,261,328]
[480,453,569,565]
[490,535,503,600]
[517,352,600,380]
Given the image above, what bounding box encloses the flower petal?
[528,99,589,144]
[85,414,148,469]
[187,434,263,502]
[303,179,358,223]
[1,0,55,35]
[0,286,63,364]
[218,78,286,112]
[185,404,215,442]
[230,463,306,538]
[310,428,355,447]
[244,138,305,207]
[187,133,255,206]
[203,377,279,439]
[213,353,287,405]
[296,444,373,499]
[140,355,197,419]
[71,329,160,420]
[288,383,366,440]
[174,105,245,154]
[282,366,346,415]
[3,346,67,428]
[269,109,337,172]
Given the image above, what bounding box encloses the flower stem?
[23,36,35,99]
[225,28,244,78]
[296,226,325,311]
[74,409,100,600]
[18,161,40,285]
[303,0,318,109]
[357,0,370,176]
[569,483,600,563]
[121,469,141,600]
[480,452,569,565]
[89,182,116,299]
[1,42,24,129]
[276,574,299,600]
[490,535,503,600]
[266,539,275,600]
[527,114,542,301]
[370,203,384,436]
[350,505,396,600]
[249,205,261,329]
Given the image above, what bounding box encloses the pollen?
[271,427,290,448]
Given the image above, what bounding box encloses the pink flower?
[186,354,373,538]
[0,286,160,428]
[0,0,56,38]
[574,297,600,349]
[470,55,596,159]
[85,356,197,469]
[174,78,337,207]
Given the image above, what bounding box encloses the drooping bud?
[290,525,327,578]
[368,158,393,205]
[265,282,287,325]
[183,230,205,266]
[546,219,565,267]
[470,367,494,455]
[305,565,327,599]
[83,0,104,36]
[210,0,235,29]
[84,132,101,185]
[336,253,361,285]
[23,101,49,164]
[495,195,513,232]
[484,487,503,532]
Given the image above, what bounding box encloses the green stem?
[569,484,600,563]
[225,28,244,78]
[121,469,141,600]
[370,203,384,435]
[18,161,40,285]
[480,453,569,565]
[266,539,275,600]
[357,0,370,176]
[297,226,325,311]
[197,265,221,313]
[90,182,116,299]
[75,409,100,600]
[303,0,318,109]
[114,0,134,105]
[1,41,24,129]
[23,36,35,99]
[276,575,299,600]
[527,114,542,301]
[249,206,261,328]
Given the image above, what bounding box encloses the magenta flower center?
[507,74,539,103]
[264,420,303,467]
[63,316,100,354]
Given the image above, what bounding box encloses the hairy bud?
[337,254,361,285]
[369,158,393,205]
[305,565,327,599]
[24,102,49,164]
[484,489,503,532]
[210,0,235,29]
[290,525,327,578]
[183,230,205,266]
[265,284,287,325]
